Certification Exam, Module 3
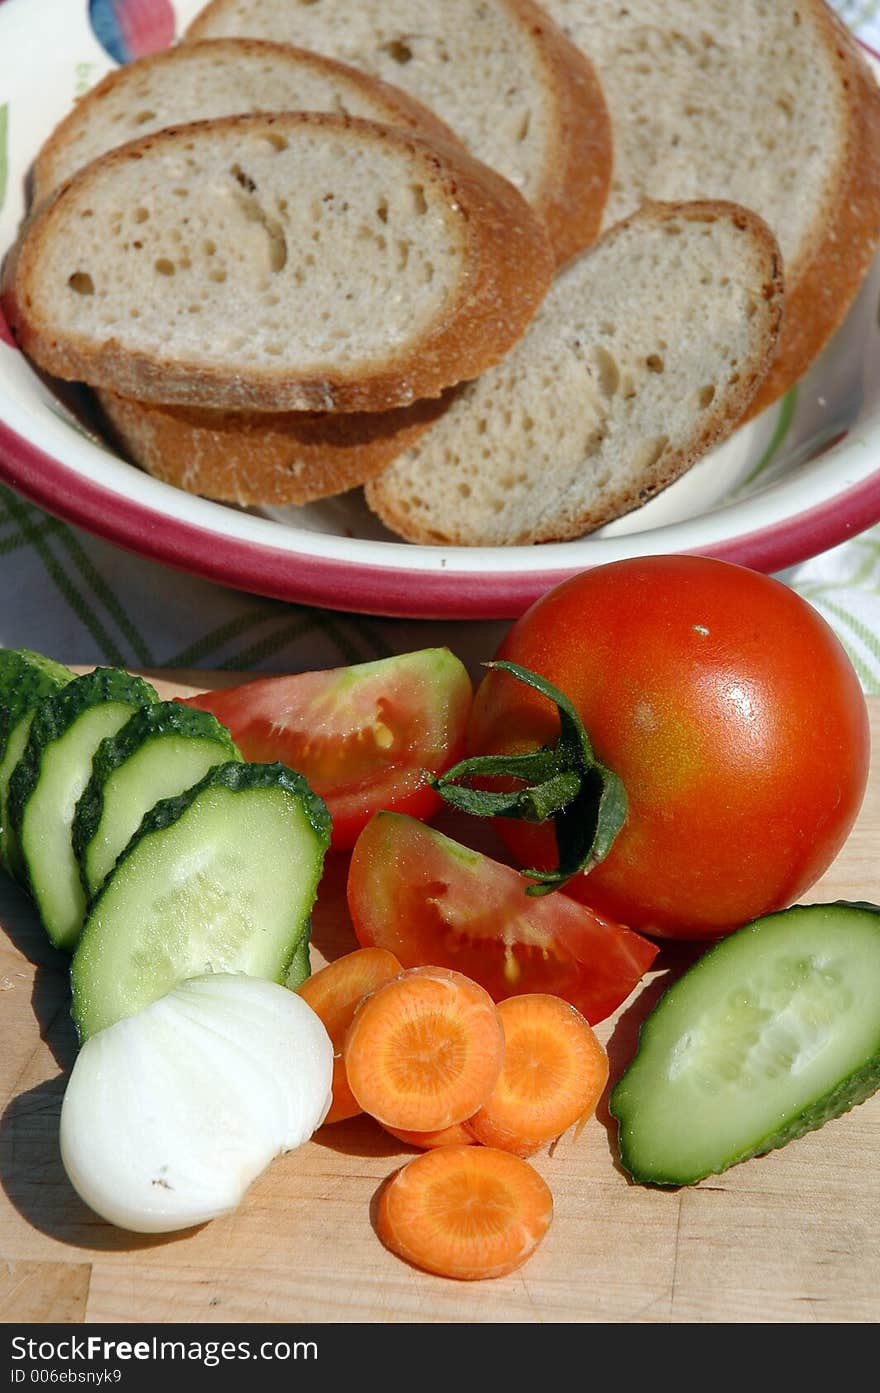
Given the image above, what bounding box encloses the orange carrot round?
[344,966,504,1132]
[381,1121,477,1150]
[467,993,609,1156]
[377,1145,553,1280]
[298,947,402,1124]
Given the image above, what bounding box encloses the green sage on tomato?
[463,556,870,940]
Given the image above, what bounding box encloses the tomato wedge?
[347,812,658,1025]
[180,649,472,849]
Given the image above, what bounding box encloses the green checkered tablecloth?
[1,484,879,690]
[1,1,879,691]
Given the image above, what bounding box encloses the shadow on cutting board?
[596,940,707,1182]
[0,880,195,1252]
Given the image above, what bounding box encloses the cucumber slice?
[71,761,330,1040]
[0,649,73,880]
[285,924,312,991]
[610,902,880,1186]
[73,701,242,900]
[7,668,158,949]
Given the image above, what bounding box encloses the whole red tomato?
[466,556,870,939]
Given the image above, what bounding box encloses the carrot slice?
[377,1145,552,1280]
[344,966,504,1132]
[467,994,609,1156]
[382,1121,477,1150]
[298,947,402,1124]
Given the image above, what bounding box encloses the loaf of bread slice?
[30,39,466,503]
[185,0,612,265]
[3,111,554,413]
[365,202,784,546]
[95,388,448,506]
[541,0,880,414]
[32,38,464,205]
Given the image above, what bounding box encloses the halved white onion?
[60,973,333,1233]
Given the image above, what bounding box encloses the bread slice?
[95,387,449,507]
[540,0,880,414]
[365,202,784,547]
[32,38,464,206]
[185,0,612,265]
[31,39,465,503]
[2,111,554,413]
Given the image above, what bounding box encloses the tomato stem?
[433,662,627,896]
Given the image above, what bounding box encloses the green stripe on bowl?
[739,386,799,492]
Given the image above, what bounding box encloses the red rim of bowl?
[1,413,879,619]
[2,31,880,619]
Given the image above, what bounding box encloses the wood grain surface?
[1,674,878,1325]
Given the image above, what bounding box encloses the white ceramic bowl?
[1,0,879,618]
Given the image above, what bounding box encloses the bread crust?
[747,3,880,415]
[95,388,450,507]
[507,0,611,267]
[365,200,785,546]
[185,0,612,265]
[543,0,880,417]
[31,37,467,207]
[3,111,555,413]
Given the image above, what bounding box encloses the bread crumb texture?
[541,0,880,411]
[38,127,458,366]
[7,112,553,411]
[366,203,783,546]
[543,0,846,263]
[187,0,559,203]
[32,38,462,203]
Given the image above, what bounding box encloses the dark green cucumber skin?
[70,760,330,1038]
[102,757,332,850]
[610,902,880,1187]
[0,651,74,877]
[0,650,73,739]
[71,700,241,890]
[286,923,312,991]
[6,667,159,901]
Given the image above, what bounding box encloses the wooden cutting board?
[1,674,878,1325]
